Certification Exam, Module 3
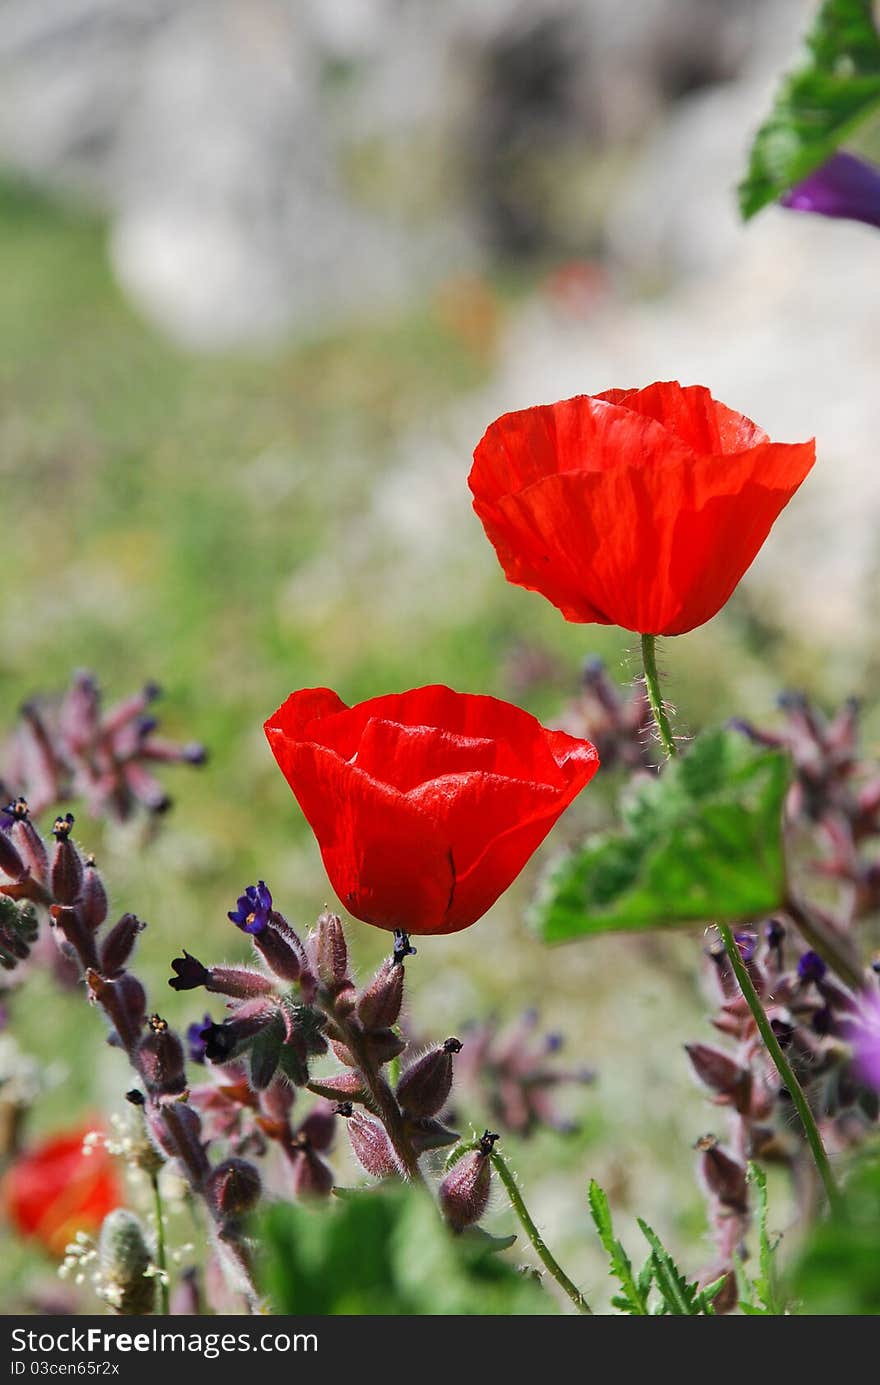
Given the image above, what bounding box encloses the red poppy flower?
[3,1124,121,1255]
[265,685,599,936]
[469,382,815,636]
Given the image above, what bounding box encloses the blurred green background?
[1,0,877,1314]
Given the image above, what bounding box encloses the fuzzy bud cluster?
[0,672,205,822]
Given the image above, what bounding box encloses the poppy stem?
[640,634,678,758]
[715,918,842,1214]
[488,1147,592,1314]
[150,1170,170,1315]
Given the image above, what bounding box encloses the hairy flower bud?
[137,1015,186,1098]
[208,1158,262,1216]
[696,1135,748,1212]
[100,914,145,977]
[87,969,147,1050]
[314,911,350,990]
[80,859,109,930]
[9,806,49,885]
[345,1110,401,1180]
[98,1209,156,1316]
[253,914,306,983]
[396,1038,462,1117]
[0,827,24,881]
[307,1071,368,1104]
[50,815,83,905]
[685,1043,752,1114]
[357,955,405,1032]
[439,1131,497,1232]
[147,1102,207,1186]
[291,1147,334,1199]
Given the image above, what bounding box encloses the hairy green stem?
[715,918,842,1213]
[641,634,677,758]
[489,1148,592,1314]
[150,1172,170,1316]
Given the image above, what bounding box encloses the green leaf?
[739,0,880,219]
[258,1184,554,1315]
[532,729,789,943]
[638,1220,717,1316]
[742,1163,785,1315]
[788,1142,880,1314]
[588,1180,649,1315]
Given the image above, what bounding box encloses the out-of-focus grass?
[0,174,808,1310]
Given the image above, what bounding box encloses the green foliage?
[258,1185,555,1315]
[532,730,789,943]
[588,1180,720,1315]
[789,1143,880,1314]
[739,0,880,219]
[737,1164,786,1315]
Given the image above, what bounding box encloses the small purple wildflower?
[186,1014,214,1065]
[780,152,880,232]
[850,992,880,1093]
[797,950,828,984]
[228,881,273,936]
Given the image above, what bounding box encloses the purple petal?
[781,152,880,231]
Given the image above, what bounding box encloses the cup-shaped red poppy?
[265,685,599,936]
[469,381,816,636]
[3,1124,121,1255]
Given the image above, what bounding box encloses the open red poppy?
[265,685,599,936]
[3,1124,121,1256]
[469,382,815,635]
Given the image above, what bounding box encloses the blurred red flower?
[265,685,598,936]
[469,381,815,636]
[3,1125,121,1255]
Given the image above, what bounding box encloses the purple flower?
[797,950,827,984]
[850,992,880,1092]
[228,881,273,935]
[186,1014,214,1065]
[734,930,757,964]
[781,152,880,231]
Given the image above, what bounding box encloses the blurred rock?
[0,0,769,347]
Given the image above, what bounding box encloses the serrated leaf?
[638,1220,707,1316]
[588,1180,649,1314]
[532,730,788,943]
[740,0,880,219]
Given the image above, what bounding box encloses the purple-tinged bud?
[308,1071,368,1104]
[137,1015,186,1097]
[695,1135,748,1213]
[314,911,349,989]
[685,1044,752,1114]
[357,956,405,1032]
[9,804,48,884]
[0,826,24,881]
[765,918,786,949]
[396,1038,462,1118]
[208,1158,262,1216]
[734,930,757,964]
[101,913,145,977]
[345,1110,401,1180]
[252,914,305,983]
[291,1148,334,1199]
[300,1104,336,1153]
[406,1116,460,1154]
[153,1102,210,1187]
[51,903,99,969]
[80,858,108,930]
[439,1131,497,1232]
[798,951,827,984]
[50,815,83,905]
[86,969,146,1049]
[329,1028,404,1069]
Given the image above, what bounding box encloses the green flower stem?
[488,1148,592,1314]
[715,918,842,1214]
[150,1171,170,1315]
[641,634,678,758]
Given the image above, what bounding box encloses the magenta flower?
[849,991,880,1092]
[781,152,880,231]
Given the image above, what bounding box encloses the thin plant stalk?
[715,918,842,1214]
[641,634,677,758]
[488,1147,592,1314]
[151,1171,170,1316]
